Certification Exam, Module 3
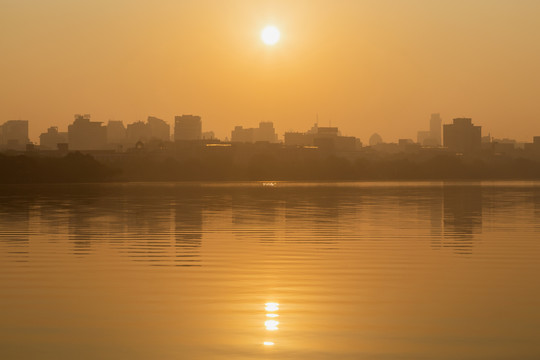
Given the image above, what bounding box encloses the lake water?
[0,182,539,359]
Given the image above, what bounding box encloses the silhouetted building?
[284,132,314,146]
[306,123,319,134]
[68,114,107,150]
[126,121,148,144]
[1,120,29,149]
[175,115,202,141]
[256,122,278,142]
[488,138,516,154]
[114,117,170,148]
[284,123,358,151]
[443,118,481,154]
[492,137,516,145]
[492,142,515,154]
[315,135,357,152]
[417,114,442,146]
[202,131,215,140]
[231,126,255,143]
[399,138,420,152]
[369,133,383,146]
[430,113,442,146]
[417,130,431,145]
[39,126,68,150]
[316,127,339,138]
[231,122,278,143]
[147,116,170,141]
[106,120,126,144]
[524,136,540,153]
[313,126,347,150]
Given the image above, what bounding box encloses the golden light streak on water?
[265,320,279,331]
[265,302,279,312]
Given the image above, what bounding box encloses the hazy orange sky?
[2,0,540,143]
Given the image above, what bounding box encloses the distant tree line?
[106,151,540,181]
[0,152,116,183]
[2,151,540,183]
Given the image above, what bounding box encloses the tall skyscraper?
[174,115,202,141]
[443,118,481,153]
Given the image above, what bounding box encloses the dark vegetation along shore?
[0,152,116,183]
[3,149,540,183]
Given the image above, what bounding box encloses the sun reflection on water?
[263,302,280,346]
[265,302,279,312]
[265,319,279,331]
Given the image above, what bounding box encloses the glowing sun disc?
[261,26,280,45]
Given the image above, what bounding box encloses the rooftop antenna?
[316,113,319,126]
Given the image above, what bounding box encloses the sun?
[261,26,280,46]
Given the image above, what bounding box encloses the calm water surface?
[0,182,539,359]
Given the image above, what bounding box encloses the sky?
[1,0,540,143]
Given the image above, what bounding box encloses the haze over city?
[3,1,540,359]
[2,0,540,142]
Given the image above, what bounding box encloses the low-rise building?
[39,127,68,150]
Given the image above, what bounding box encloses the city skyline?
[3,107,540,145]
[1,111,538,147]
[2,2,540,358]
[2,1,540,142]
[5,112,540,159]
